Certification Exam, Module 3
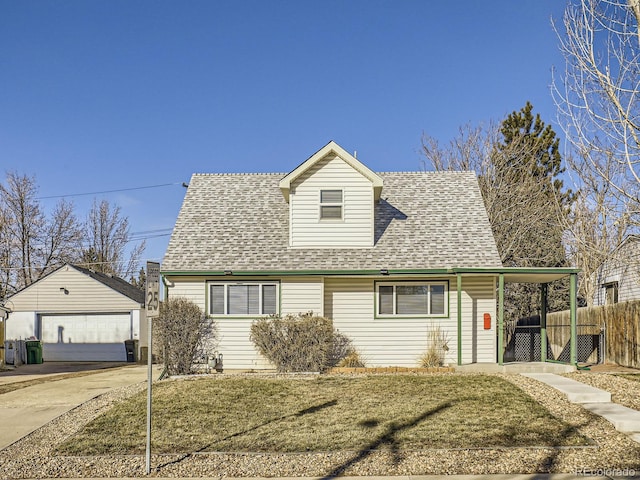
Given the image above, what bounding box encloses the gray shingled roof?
[162,171,502,272]
[72,265,145,304]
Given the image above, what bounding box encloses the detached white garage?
[5,264,146,362]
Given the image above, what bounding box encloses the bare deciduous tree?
[553,0,640,198]
[82,199,145,280]
[563,151,639,305]
[422,105,573,330]
[39,198,83,271]
[0,173,84,298]
[422,121,570,270]
[553,0,640,303]
[0,172,45,289]
[0,173,146,299]
[0,204,12,300]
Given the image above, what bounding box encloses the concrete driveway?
[0,361,131,384]
[0,363,150,450]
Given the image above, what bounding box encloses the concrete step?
[581,402,640,433]
[455,362,575,374]
[523,373,611,403]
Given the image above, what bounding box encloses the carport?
[453,267,581,366]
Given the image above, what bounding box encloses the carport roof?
[452,267,580,283]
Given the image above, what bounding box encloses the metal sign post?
[145,261,160,475]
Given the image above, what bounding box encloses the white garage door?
[41,313,132,361]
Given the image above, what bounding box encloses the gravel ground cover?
[565,371,640,411]
[1,373,639,479]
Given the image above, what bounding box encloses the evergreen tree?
[493,102,574,332]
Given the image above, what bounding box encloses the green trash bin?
[26,340,43,364]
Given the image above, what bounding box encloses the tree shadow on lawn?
[534,413,640,474]
[155,399,338,470]
[319,401,453,480]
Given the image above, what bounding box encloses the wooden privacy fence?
[547,300,640,368]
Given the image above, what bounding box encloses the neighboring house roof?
[6,264,145,305]
[71,265,145,304]
[162,170,502,272]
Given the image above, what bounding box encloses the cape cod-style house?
[161,141,580,370]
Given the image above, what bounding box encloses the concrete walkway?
[524,372,640,444]
[0,364,150,450]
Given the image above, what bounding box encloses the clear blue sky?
[1,0,568,269]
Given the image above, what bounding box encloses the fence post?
[498,273,504,365]
[570,273,577,365]
[540,283,548,362]
[457,274,462,366]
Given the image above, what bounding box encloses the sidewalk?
[525,372,640,444]
[0,364,150,450]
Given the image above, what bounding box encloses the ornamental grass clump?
[250,312,357,372]
[419,324,450,368]
[337,349,366,368]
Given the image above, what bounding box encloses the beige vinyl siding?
[166,274,497,370]
[457,276,497,363]
[324,277,451,367]
[289,154,374,248]
[165,277,206,306]
[324,276,496,367]
[281,277,324,316]
[7,266,141,312]
[168,277,283,370]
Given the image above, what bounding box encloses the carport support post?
[498,273,504,365]
[570,272,578,365]
[457,274,462,366]
[540,284,548,362]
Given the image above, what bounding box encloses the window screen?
[396,285,429,315]
[210,285,224,315]
[377,282,448,316]
[378,285,394,314]
[320,190,342,203]
[430,284,446,315]
[262,284,277,314]
[320,189,343,219]
[228,285,260,315]
[209,282,279,316]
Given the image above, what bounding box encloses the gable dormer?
[279,141,383,248]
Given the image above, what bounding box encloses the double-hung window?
[320,189,343,220]
[377,282,448,316]
[209,282,278,316]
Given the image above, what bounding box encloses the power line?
[36,182,185,200]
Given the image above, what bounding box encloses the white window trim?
[375,281,449,317]
[208,281,279,316]
[319,189,344,221]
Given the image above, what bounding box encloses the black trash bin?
[124,339,139,363]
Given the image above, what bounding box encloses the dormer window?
[320,189,343,220]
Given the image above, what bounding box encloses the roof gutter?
[160,266,580,277]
